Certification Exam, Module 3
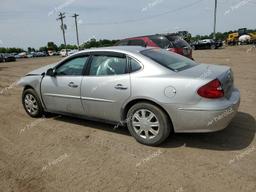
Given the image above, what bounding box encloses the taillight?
[197,79,224,99]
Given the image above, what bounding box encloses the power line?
[57,12,67,55]
[83,0,205,26]
[72,13,80,49]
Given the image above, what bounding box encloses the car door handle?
[68,82,78,88]
[114,84,128,90]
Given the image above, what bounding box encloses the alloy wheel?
[24,94,38,115]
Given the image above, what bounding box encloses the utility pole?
[57,12,67,55]
[213,0,218,40]
[72,13,80,50]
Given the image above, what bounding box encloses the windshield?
[141,48,197,72]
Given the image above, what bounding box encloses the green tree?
[39,46,48,52]
[47,42,58,51]
[27,47,32,53]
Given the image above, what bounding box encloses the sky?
[0,0,255,49]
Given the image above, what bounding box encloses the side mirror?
[46,68,55,77]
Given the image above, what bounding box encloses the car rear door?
[80,51,131,122]
[41,55,89,115]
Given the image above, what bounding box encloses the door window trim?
[128,56,143,74]
[85,51,129,76]
[54,53,91,76]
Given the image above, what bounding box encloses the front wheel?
[127,102,171,146]
[22,89,44,117]
[210,44,216,49]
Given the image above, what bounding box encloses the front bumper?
[165,88,240,133]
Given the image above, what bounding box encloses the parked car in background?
[191,39,223,50]
[0,54,4,62]
[60,49,71,57]
[18,46,240,146]
[27,54,33,58]
[115,34,193,59]
[1,53,16,62]
[48,50,58,56]
[37,52,47,57]
[68,49,79,56]
[48,50,54,56]
[14,54,21,59]
[18,52,27,58]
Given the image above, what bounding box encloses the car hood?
[26,63,58,76]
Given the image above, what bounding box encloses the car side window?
[130,58,142,72]
[55,56,89,76]
[89,55,127,76]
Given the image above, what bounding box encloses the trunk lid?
[178,64,233,98]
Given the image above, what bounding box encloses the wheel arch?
[121,98,174,130]
[22,84,46,111]
[23,85,35,91]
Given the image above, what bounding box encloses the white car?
[60,49,70,57]
[68,49,78,56]
[18,52,27,58]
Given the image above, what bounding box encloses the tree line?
[191,29,256,42]
[0,39,119,53]
[1,29,255,53]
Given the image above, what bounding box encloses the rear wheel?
[127,102,171,146]
[22,89,44,117]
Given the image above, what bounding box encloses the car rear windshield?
[149,36,170,49]
[166,36,190,48]
[141,48,197,72]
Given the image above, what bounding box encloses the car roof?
[78,46,151,55]
[122,34,165,40]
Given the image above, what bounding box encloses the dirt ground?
[0,45,255,192]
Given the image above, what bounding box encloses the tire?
[210,44,216,49]
[22,89,44,118]
[126,102,171,146]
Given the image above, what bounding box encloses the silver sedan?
[18,46,240,145]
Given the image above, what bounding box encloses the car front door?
[80,52,131,122]
[41,55,89,115]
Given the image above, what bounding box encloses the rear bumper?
[164,88,240,133]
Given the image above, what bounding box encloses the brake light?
[197,79,224,99]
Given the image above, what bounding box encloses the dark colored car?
[115,34,193,59]
[164,34,192,59]
[191,39,223,50]
[3,54,16,62]
[0,54,4,62]
[0,53,16,62]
